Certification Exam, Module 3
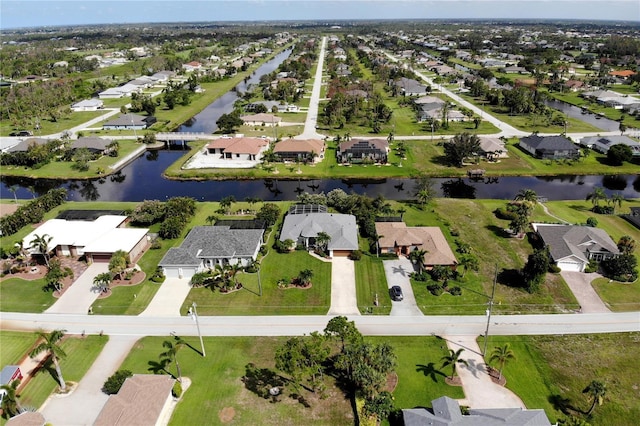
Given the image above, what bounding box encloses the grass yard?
[0,331,38,365]
[16,334,108,411]
[480,333,640,425]
[591,277,640,312]
[119,336,354,426]
[403,199,579,314]
[1,111,106,137]
[354,242,392,315]
[0,278,56,312]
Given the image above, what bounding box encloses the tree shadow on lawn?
[147,359,171,376]
[416,362,447,383]
[241,363,289,403]
[485,224,509,239]
[549,393,583,416]
[568,204,590,212]
[497,268,527,290]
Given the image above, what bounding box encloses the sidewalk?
[45,263,109,314]
[444,335,525,409]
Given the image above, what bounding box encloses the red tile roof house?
[273,138,325,163]
[182,61,202,72]
[375,222,457,268]
[94,375,176,426]
[207,137,269,162]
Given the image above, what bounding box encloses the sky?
[1,0,639,29]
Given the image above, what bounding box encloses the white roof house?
[98,83,140,99]
[23,215,149,263]
[71,99,104,112]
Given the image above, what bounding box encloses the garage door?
[558,261,583,272]
[91,254,112,263]
[332,250,352,257]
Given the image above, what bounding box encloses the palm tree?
[93,272,112,293]
[160,337,186,382]
[583,380,606,416]
[514,189,538,204]
[315,232,331,254]
[227,262,243,289]
[441,348,468,380]
[30,329,67,391]
[108,250,129,281]
[29,233,53,266]
[205,214,218,226]
[298,269,314,286]
[488,344,516,380]
[8,185,18,203]
[408,248,428,272]
[609,193,624,212]
[586,187,607,207]
[458,254,479,277]
[0,379,22,417]
[416,188,432,209]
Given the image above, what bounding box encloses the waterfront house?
[375,222,457,268]
[273,138,325,163]
[336,139,389,164]
[240,113,281,127]
[518,134,579,160]
[206,137,269,161]
[103,113,156,130]
[581,135,640,156]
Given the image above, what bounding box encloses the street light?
[482,264,498,357]
[188,302,206,357]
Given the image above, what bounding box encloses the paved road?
[40,335,137,426]
[561,271,611,313]
[382,258,424,316]
[2,312,638,337]
[297,36,326,140]
[328,257,360,316]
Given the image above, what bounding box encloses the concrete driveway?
[328,256,360,315]
[383,258,423,316]
[560,271,610,313]
[45,263,109,314]
[139,277,193,317]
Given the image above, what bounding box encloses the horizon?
[2,1,639,30]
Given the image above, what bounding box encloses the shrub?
[585,260,598,273]
[172,381,183,398]
[592,205,614,215]
[349,250,363,261]
[586,217,598,227]
[411,271,430,282]
[494,207,517,221]
[427,283,443,296]
[548,264,562,273]
[448,286,462,296]
[150,239,162,250]
[103,370,133,395]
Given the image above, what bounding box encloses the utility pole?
[483,263,498,357]
[189,302,206,357]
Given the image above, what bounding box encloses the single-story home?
[70,137,113,154]
[206,137,269,161]
[375,222,457,267]
[240,113,281,127]
[246,101,298,113]
[94,375,175,426]
[392,77,428,96]
[478,137,508,159]
[98,83,140,99]
[103,114,156,130]
[336,139,389,164]
[518,134,579,160]
[1,365,22,388]
[403,396,551,426]
[532,223,620,272]
[71,99,104,112]
[22,215,149,264]
[3,138,51,153]
[182,61,202,72]
[5,412,46,426]
[279,211,358,258]
[159,225,264,279]
[581,135,640,156]
[273,138,325,163]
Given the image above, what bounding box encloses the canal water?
[1,49,638,203]
[544,99,621,132]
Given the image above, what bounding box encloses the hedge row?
[0,188,67,236]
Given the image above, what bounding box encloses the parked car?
[390,285,404,301]
[10,130,33,136]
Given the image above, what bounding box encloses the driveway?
[560,271,610,313]
[139,277,193,317]
[328,256,360,315]
[45,263,110,314]
[40,335,138,426]
[444,335,525,409]
[382,258,423,316]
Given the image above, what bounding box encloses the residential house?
[94,375,175,426]
[98,83,140,99]
[182,61,202,72]
[103,114,156,130]
[5,412,45,426]
[404,396,551,426]
[622,207,640,230]
[336,139,389,164]
[22,215,149,264]
[159,225,264,279]
[393,77,428,96]
[532,224,620,272]
[246,101,298,113]
[70,137,113,154]
[375,222,457,267]
[71,99,104,112]
[240,113,281,127]
[149,70,176,83]
[206,137,269,162]
[279,210,358,257]
[502,65,529,74]
[0,365,23,390]
[518,134,579,159]
[273,138,325,163]
[563,80,584,92]
[478,137,508,159]
[129,76,155,89]
[581,135,640,156]
[3,138,51,153]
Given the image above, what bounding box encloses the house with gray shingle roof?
[279,211,358,257]
[403,396,552,426]
[159,225,264,279]
[532,224,620,272]
[518,134,579,160]
[581,135,640,156]
[103,113,156,130]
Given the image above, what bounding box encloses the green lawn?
[16,334,108,411]
[0,331,38,365]
[1,111,106,137]
[0,277,56,313]
[480,333,640,425]
[591,277,640,312]
[119,336,354,426]
[354,245,392,315]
